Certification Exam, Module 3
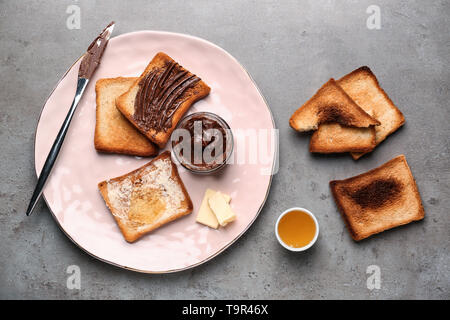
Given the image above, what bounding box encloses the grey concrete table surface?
[0,0,449,299]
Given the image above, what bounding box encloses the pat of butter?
[196,189,231,229]
[208,191,236,227]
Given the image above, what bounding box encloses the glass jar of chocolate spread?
[171,112,233,174]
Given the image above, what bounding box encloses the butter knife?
[26,21,115,216]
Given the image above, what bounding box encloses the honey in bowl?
[277,210,316,248]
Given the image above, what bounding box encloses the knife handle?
[26,77,89,216]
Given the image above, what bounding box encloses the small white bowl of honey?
[275,207,319,252]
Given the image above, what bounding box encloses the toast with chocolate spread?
[98,151,193,243]
[330,155,424,241]
[116,52,211,148]
[94,77,158,156]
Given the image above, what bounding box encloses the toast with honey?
[116,52,211,148]
[330,155,424,241]
[289,78,380,132]
[98,151,193,243]
[94,77,158,156]
[338,67,405,159]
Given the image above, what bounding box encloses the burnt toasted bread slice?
[98,151,193,243]
[94,77,158,156]
[337,67,405,159]
[289,78,380,132]
[330,155,424,241]
[310,123,376,153]
[116,52,210,148]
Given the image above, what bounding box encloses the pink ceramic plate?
[35,31,276,273]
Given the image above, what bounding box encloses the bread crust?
[116,52,211,148]
[337,66,405,160]
[289,78,380,132]
[330,155,425,241]
[98,151,193,243]
[94,77,158,156]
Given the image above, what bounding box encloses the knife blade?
[26,21,115,216]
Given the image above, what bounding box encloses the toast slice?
[330,155,424,241]
[337,67,405,159]
[94,77,158,156]
[98,151,193,243]
[289,78,380,132]
[310,123,376,153]
[116,52,211,148]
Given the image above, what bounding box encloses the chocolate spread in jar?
[172,113,231,171]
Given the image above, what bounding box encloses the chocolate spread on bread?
[133,61,201,132]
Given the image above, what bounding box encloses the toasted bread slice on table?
[94,77,158,157]
[310,123,376,153]
[289,78,380,132]
[330,155,424,241]
[116,52,211,148]
[98,151,193,243]
[337,66,405,159]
